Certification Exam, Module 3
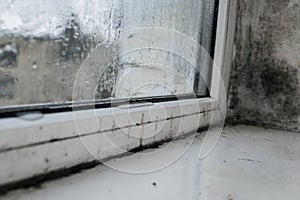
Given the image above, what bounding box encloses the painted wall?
[228,0,300,132]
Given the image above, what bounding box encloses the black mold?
[227,0,300,132]
[0,129,206,195]
[0,161,100,195]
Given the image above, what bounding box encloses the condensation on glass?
[0,0,217,107]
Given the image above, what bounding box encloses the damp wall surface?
[228,0,300,132]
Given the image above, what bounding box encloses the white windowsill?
[0,98,216,186]
[0,0,235,188]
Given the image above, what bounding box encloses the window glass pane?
[0,0,217,107]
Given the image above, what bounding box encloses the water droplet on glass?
[32,62,38,69]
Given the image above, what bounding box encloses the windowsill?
[2,125,300,199]
[0,98,216,187]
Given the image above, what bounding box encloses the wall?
[228,0,300,132]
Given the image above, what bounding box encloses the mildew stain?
[228,0,300,131]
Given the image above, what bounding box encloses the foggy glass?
[0,0,216,107]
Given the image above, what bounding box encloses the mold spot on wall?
[228,0,300,132]
[266,0,291,15]
[260,59,299,115]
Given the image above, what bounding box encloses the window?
[0,0,230,188]
[0,0,218,114]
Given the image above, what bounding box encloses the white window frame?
[0,0,236,188]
